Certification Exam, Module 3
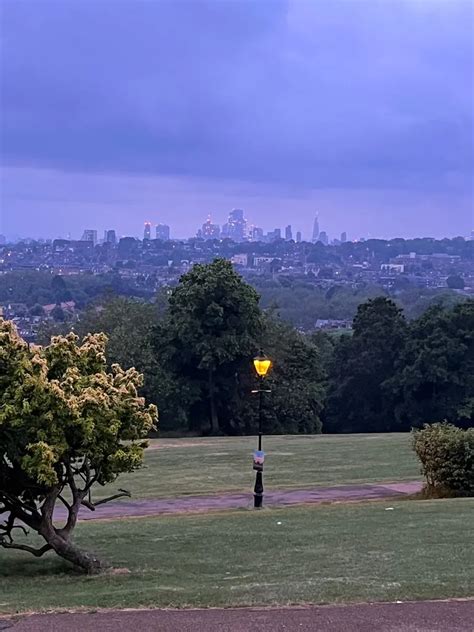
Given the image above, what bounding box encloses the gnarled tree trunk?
[37,486,108,574]
[1,468,131,574]
[42,529,106,574]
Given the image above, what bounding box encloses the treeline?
[0,270,154,308]
[1,268,466,329]
[251,276,464,327]
[38,259,473,435]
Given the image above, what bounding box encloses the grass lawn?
[0,499,472,614]
[93,433,420,501]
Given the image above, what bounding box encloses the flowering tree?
[0,319,157,573]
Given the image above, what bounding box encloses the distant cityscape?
[2,207,473,247]
[0,209,346,246]
[1,207,472,343]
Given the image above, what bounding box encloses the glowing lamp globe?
[253,353,272,377]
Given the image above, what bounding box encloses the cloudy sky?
[0,0,472,240]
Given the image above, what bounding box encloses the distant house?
[230,254,248,266]
[315,319,352,330]
[43,301,76,316]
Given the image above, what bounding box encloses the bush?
[412,423,474,496]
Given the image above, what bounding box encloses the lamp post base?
[254,471,263,508]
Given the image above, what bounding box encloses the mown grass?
[1,499,472,614]
[93,433,420,501]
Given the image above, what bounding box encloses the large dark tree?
[216,317,326,435]
[389,300,474,429]
[262,319,325,434]
[324,297,407,432]
[156,259,263,434]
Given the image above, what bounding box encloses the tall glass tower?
[312,214,320,243]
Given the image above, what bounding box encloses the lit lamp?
[252,351,272,508]
[253,355,272,379]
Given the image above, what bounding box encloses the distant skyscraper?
[318,231,328,245]
[201,216,220,240]
[285,225,293,241]
[143,222,151,240]
[340,231,347,243]
[312,214,320,243]
[250,226,264,241]
[105,229,117,245]
[156,224,170,240]
[266,228,281,242]
[296,231,302,243]
[0,234,6,245]
[81,229,97,245]
[223,208,247,242]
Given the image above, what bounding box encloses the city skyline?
[1,1,473,240]
[2,205,474,244]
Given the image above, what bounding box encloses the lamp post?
[252,351,272,508]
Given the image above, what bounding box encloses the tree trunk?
[49,533,107,574]
[208,368,219,434]
[39,488,108,574]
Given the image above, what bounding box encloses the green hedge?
[412,423,474,496]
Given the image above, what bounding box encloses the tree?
[74,296,193,432]
[50,305,66,322]
[446,275,465,289]
[0,319,157,573]
[262,319,325,433]
[389,300,474,429]
[75,297,158,372]
[324,297,407,432]
[157,259,262,434]
[29,303,45,317]
[217,317,325,436]
[51,275,71,303]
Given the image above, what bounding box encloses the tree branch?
[82,489,131,511]
[0,541,52,557]
[0,493,41,529]
[57,494,71,510]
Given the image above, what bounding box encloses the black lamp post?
[252,351,272,508]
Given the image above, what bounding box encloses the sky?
[0,0,473,241]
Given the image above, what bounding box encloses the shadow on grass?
[0,555,85,579]
[410,485,472,500]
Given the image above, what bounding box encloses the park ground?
[1,434,473,625]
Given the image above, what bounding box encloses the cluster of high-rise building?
[197,209,249,241]
[143,222,170,241]
[75,210,349,247]
[78,223,171,246]
[196,210,347,245]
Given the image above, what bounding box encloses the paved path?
[4,601,473,631]
[54,481,422,522]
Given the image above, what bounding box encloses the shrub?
[412,423,474,496]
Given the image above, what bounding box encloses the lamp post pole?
[254,376,264,508]
[252,351,271,509]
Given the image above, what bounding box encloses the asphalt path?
[53,481,422,522]
[4,601,473,631]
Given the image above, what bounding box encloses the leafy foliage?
[0,318,157,572]
[156,259,263,433]
[324,297,407,432]
[412,423,474,496]
[260,319,325,434]
[446,275,465,289]
[390,300,474,429]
